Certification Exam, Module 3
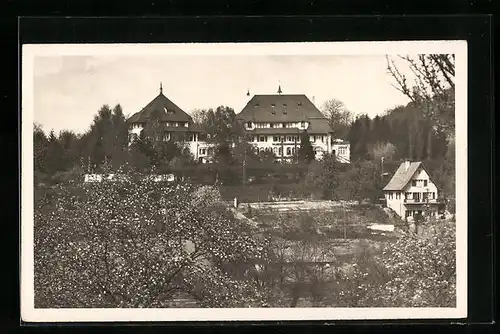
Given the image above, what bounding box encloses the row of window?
[336,146,348,155]
[246,122,308,129]
[387,191,436,201]
[252,135,326,143]
[253,146,297,157]
[411,179,429,187]
[199,147,214,156]
[130,122,188,129]
[253,102,303,108]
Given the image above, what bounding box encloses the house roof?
[383,161,424,191]
[236,94,333,134]
[127,92,193,124]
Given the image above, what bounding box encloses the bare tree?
[386,54,455,140]
[320,99,353,139]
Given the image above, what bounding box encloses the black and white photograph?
[21,41,467,322]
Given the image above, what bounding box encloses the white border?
[21,41,468,322]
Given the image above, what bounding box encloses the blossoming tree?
[34,173,268,308]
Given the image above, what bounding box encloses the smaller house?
[383,160,440,221]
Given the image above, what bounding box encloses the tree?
[369,142,396,162]
[34,173,269,308]
[44,130,65,175]
[315,152,340,200]
[338,160,379,203]
[365,221,456,307]
[298,131,315,164]
[386,54,455,140]
[33,123,48,174]
[320,99,353,139]
[195,106,238,145]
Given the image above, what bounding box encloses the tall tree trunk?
[427,126,433,159]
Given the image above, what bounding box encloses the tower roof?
[127,88,192,124]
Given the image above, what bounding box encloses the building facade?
[127,84,213,163]
[127,85,350,164]
[236,92,350,162]
[383,160,440,221]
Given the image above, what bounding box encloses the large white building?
[383,160,440,221]
[127,84,214,163]
[236,91,350,163]
[127,84,350,164]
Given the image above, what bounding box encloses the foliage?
[369,142,396,162]
[34,173,268,308]
[314,153,340,200]
[191,185,223,210]
[298,131,315,164]
[369,221,456,307]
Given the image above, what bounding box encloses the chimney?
[404,159,411,172]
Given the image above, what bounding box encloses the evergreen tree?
[298,131,315,164]
[33,124,48,174]
[45,130,65,175]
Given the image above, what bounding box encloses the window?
[270,123,274,128]
[282,123,286,128]
[286,147,291,156]
[298,102,302,107]
[412,180,417,187]
[273,147,278,154]
[259,136,266,142]
[253,136,258,142]
[199,148,206,155]
[273,136,278,142]
[280,136,285,143]
[413,192,421,202]
[188,134,194,141]
[278,147,283,156]
[301,121,305,128]
[424,180,428,187]
[247,121,252,128]
[432,192,436,199]
[286,136,292,142]
[292,148,296,155]
[405,192,411,200]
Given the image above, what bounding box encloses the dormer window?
[297,102,302,107]
[254,103,259,108]
[271,104,276,108]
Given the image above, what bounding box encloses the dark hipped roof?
[127,92,193,124]
[237,94,333,134]
[383,161,424,191]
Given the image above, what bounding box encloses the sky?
[33,54,413,134]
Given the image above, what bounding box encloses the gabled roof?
[383,161,425,191]
[236,94,333,133]
[127,92,192,124]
